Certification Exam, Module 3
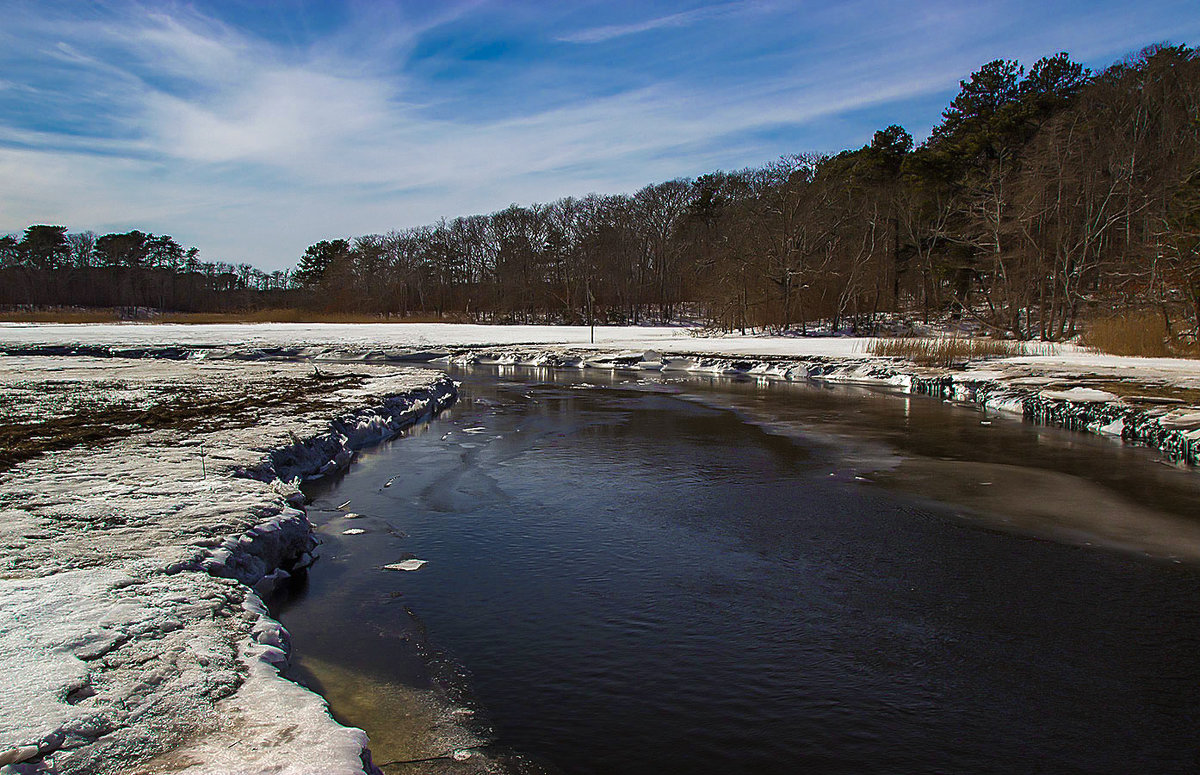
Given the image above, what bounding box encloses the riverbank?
[0,356,455,774]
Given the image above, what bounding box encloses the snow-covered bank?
[0,357,455,774]
[0,319,1193,374]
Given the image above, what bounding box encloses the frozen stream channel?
[280,367,1200,774]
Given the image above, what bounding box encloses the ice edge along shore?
[0,369,457,775]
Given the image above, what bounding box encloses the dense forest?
[3,45,1198,340]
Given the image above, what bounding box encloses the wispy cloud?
[556,2,751,44]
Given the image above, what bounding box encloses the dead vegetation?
[1087,379,1200,404]
[0,308,125,323]
[1078,313,1200,359]
[0,371,365,472]
[865,337,1055,367]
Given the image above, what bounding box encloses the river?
[276,367,1200,774]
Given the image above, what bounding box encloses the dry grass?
[866,337,1052,367]
[1087,379,1200,404]
[1078,313,1199,358]
[0,309,124,323]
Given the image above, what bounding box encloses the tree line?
[6,45,1198,339]
[0,227,296,311]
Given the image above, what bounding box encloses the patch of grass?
[866,337,1052,367]
[1078,313,1199,358]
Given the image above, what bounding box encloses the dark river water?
[276,367,1200,774]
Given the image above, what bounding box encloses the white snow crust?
[1040,387,1120,403]
[383,559,427,572]
[0,357,455,775]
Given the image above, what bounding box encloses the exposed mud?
[0,371,365,472]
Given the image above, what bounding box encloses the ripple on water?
[282,370,1200,775]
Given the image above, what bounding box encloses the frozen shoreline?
[0,357,456,774]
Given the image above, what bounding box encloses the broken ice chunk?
[342,529,366,535]
[1041,387,1118,403]
[384,559,427,572]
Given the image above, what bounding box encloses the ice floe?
[384,559,428,572]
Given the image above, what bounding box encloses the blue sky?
[2,0,1197,270]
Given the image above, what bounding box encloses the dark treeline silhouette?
[6,45,1198,338]
[0,227,296,312]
